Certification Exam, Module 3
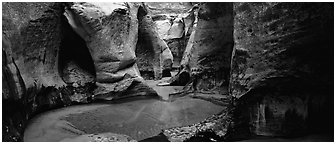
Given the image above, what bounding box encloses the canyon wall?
[136,3,174,80]
[229,2,333,138]
[167,2,234,94]
[2,2,333,142]
[3,3,72,141]
[2,2,159,141]
[147,2,192,69]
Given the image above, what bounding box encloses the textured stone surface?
[2,2,158,142]
[162,102,232,142]
[230,2,333,138]
[66,2,159,99]
[166,17,185,39]
[146,2,192,15]
[154,17,185,40]
[150,3,192,68]
[166,38,187,68]
[3,2,66,89]
[59,12,96,87]
[155,19,172,40]
[61,133,137,142]
[2,2,333,142]
[2,3,71,141]
[136,4,173,80]
[168,3,233,94]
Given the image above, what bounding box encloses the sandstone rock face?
[155,19,172,40]
[166,38,187,68]
[2,3,71,141]
[146,2,192,69]
[66,2,158,98]
[2,2,158,141]
[136,4,173,80]
[3,3,66,89]
[230,2,333,138]
[3,2,333,142]
[167,17,185,39]
[168,3,234,94]
[152,17,186,68]
[146,2,192,15]
[59,13,96,87]
[155,17,185,40]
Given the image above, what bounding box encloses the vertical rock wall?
[230,2,333,137]
[2,2,160,141]
[2,3,75,141]
[168,2,234,94]
[148,2,192,69]
[136,3,174,80]
[3,3,66,89]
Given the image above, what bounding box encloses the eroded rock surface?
[136,3,174,80]
[65,2,159,99]
[2,2,159,141]
[150,3,192,68]
[3,3,73,141]
[230,2,333,138]
[168,3,234,94]
[2,2,333,142]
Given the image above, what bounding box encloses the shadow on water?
[24,94,224,141]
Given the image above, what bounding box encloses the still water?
[24,97,224,141]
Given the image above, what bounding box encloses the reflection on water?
[24,97,224,141]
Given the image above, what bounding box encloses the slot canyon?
[2,2,334,142]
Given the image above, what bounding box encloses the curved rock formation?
[3,3,73,141]
[229,2,333,138]
[2,2,333,142]
[136,3,174,80]
[64,2,158,99]
[168,3,234,94]
[2,2,159,141]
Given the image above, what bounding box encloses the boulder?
[155,19,172,40]
[154,16,185,40]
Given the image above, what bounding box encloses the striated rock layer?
[168,2,234,94]
[229,2,333,138]
[2,2,160,141]
[149,2,193,69]
[3,3,73,141]
[64,2,159,99]
[136,3,174,80]
[2,2,333,142]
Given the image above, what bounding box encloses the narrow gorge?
[2,2,334,142]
